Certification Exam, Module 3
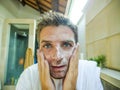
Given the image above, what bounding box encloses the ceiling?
[18,0,68,14]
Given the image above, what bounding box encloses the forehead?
[40,25,75,43]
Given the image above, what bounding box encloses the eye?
[43,43,52,49]
[62,42,72,48]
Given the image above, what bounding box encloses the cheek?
[42,49,52,61]
[65,51,73,60]
[62,47,75,61]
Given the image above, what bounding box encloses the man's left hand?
[63,43,79,90]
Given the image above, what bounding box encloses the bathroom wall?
[86,0,120,89]
[0,2,16,64]
[86,0,120,71]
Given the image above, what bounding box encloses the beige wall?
[86,0,120,70]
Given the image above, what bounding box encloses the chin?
[50,72,66,79]
[51,75,65,79]
[51,76,65,79]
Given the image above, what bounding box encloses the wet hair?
[37,11,78,45]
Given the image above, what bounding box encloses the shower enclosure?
[1,19,36,89]
[5,24,29,85]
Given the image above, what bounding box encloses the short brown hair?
[37,11,78,45]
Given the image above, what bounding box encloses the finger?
[37,49,41,69]
[40,51,45,78]
[71,43,79,60]
[37,49,45,77]
[44,60,56,88]
[69,43,80,70]
[74,43,80,69]
[44,60,50,78]
[37,49,43,80]
[74,43,80,65]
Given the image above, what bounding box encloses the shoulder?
[19,64,38,77]
[78,60,99,71]
[16,64,39,90]
[25,63,38,73]
[78,60,101,80]
[77,60,102,90]
[20,63,39,82]
[79,59,97,66]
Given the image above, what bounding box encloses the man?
[16,12,103,90]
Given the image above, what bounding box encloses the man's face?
[39,25,76,79]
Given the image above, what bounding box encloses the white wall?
[0,3,16,62]
[0,3,16,67]
[0,4,16,18]
[77,15,86,59]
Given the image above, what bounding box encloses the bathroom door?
[1,19,36,89]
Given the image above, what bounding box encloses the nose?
[52,46,63,61]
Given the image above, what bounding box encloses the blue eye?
[43,43,52,49]
[62,42,72,48]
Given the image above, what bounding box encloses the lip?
[51,65,66,71]
[52,65,65,68]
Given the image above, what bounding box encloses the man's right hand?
[37,49,55,90]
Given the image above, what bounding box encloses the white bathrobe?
[16,60,103,90]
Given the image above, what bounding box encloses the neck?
[52,77,63,90]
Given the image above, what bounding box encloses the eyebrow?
[40,40,74,43]
[41,40,52,43]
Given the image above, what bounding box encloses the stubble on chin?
[50,68,68,79]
